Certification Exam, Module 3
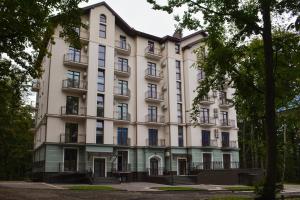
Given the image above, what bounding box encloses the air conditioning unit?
[82,94,86,100]
[214,129,219,138]
[213,108,218,118]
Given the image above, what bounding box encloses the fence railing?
[60,133,86,144]
[115,40,131,51]
[62,79,87,90]
[112,163,131,173]
[145,114,165,123]
[145,91,164,100]
[145,68,163,78]
[201,139,218,147]
[146,139,166,147]
[114,111,131,121]
[199,117,216,125]
[191,161,240,170]
[219,119,236,128]
[145,46,162,57]
[60,106,87,116]
[146,167,165,176]
[64,53,88,65]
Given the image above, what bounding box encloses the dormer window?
[175,43,180,54]
[99,14,106,38]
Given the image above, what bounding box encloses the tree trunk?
[259,1,277,199]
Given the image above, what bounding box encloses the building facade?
[32,2,239,180]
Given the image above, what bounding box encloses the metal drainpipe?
[135,39,138,181]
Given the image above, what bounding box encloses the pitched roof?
[81,1,207,43]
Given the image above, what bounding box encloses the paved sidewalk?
[0,181,65,189]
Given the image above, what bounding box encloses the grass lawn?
[153,186,206,191]
[223,186,255,191]
[68,185,117,191]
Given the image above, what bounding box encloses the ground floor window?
[64,148,77,172]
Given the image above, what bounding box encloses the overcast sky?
[79,0,196,37]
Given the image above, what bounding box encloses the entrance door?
[94,158,106,177]
[203,153,212,170]
[223,154,231,169]
[150,157,159,176]
[64,148,77,172]
[178,159,187,175]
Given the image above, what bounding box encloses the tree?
[147,0,300,198]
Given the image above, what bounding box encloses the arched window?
[99,14,106,38]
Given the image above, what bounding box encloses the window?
[68,47,80,62]
[147,83,157,98]
[148,129,158,146]
[99,14,106,38]
[148,106,157,122]
[221,132,230,147]
[97,69,105,92]
[220,111,228,125]
[98,45,105,68]
[197,69,205,80]
[96,120,104,144]
[117,57,128,72]
[176,60,181,80]
[175,43,180,54]
[120,35,127,49]
[148,41,154,53]
[97,94,104,117]
[66,70,80,88]
[177,103,183,123]
[178,126,184,147]
[64,148,77,172]
[147,62,156,76]
[66,96,79,115]
[199,108,209,123]
[117,128,128,145]
[65,123,78,143]
[176,82,182,102]
[116,103,128,120]
[202,130,211,146]
[117,80,128,95]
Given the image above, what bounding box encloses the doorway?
[178,158,187,175]
[203,153,212,170]
[223,154,231,169]
[94,158,106,177]
[150,157,159,176]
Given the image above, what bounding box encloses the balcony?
[60,106,87,120]
[145,46,162,60]
[114,87,130,100]
[115,40,131,55]
[62,79,87,94]
[219,98,233,109]
[114,136,131,146]
[198,117,216,127]
[145,91,164,103]
[199,96,215,105]
[114,63,131,77]
[222,140,238,149]
[201,139,218,148]
[145,68,163,82]
[60,133,86,144]
[114,111,131,124]
[63,53,88,69]
[32,80,40,92]
[145,114,165,125]
[219,119,236,129]
[146,139,166,147]
[191,161,240,170]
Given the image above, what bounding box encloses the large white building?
[32,2,239,181]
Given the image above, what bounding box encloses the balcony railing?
[114,111,131,122]
[60,133,86,144]
[32,80,40,92]
[145,91,164,103]
[63,53,88,68]
[199,96,215,105]
[201,139,218,147]
[219,98,233,108]
[62,79,87,92]
[114,136,131,146]
[114,87,130,99]
[146,139,166,147]
[114,63,131,77]
[145,46,162,60]
[60,106,87,117]
[115,40,131,55]
[112,163,131,173]
[199,117,216,126]
[58,162,86,173]
[145,114,165,123]
[219,119,236,128]
[222,140,238,148]
[145,68,163,81]
[191,161,240,170]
